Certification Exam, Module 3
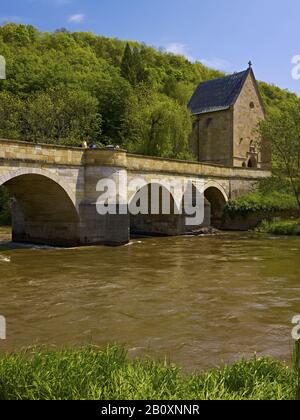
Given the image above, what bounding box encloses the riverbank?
[257,219,300,236]
[223,190,299,231]
[0,346,297,400]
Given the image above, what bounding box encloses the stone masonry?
[0,139,271,246]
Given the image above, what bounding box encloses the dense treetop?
[0,23,299,159]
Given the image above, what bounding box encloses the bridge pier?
[79,200,129,246]
[0,139,271,247]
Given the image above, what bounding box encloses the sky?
[1,0,300,95]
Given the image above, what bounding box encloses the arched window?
[247,156,257,168]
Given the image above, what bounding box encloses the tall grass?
[293,340,300,400]
[257,219,300,236]
[0,346,297,400]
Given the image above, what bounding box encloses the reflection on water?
[0,226,299,371]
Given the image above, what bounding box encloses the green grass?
[293,340,300,400]
[225,191,298,216]
[257,219,300,236]
[0,346,297,400]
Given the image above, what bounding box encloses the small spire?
[248,60,252,68]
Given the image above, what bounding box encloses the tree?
[121,43,148,87]
[1,23,300,161]
[122,90,194,160]
[0,90,102,146]
[0,91,24,139]
[121,43,136,85]
[25,90,102,145]
[258,102,300,215]
[95,75,134,145]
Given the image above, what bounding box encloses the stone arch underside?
[129,180,229,236]
[0,170,80,246]
[204,182,228,228]
[129,182,184,236]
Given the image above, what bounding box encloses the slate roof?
[188,68,252,115]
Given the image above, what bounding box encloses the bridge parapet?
[0,139,271,180]
[0,138,272,246]
[0,138,84,166]
[126,153,271,180]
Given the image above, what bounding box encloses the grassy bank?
[225,191,297,217]
[257,219,300,236]
[0,346,297,400]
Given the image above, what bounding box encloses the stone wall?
[190,109,233,166]
[223,210,298,231]
[189,71,270,170]
[233,72,266,168]
[0,139,272,246]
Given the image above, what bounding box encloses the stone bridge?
[0,139,271,246]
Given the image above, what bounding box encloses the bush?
[225,191,298,216]
[257,219,300,236]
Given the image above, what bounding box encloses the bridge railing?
[0,138,271,179]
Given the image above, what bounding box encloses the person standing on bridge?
[81,140,88,149]
[89,142,97,149]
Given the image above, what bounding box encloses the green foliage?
[122,89,194,159]
[0,346,296,400]
[121,43,149,87]
[225,191,297,216]
[225,176,298,217]
[1,23,299,158]
[259,82,300,114]
[0,23,212,156]
[258,102,300,212]
[293,340,300,400]
[257,219,300,236]
[0,90,102,146]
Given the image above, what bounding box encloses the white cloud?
[165,42,187,55]
[165,43,195,62]
[68,13,85,23]
[164,43,231,70]
[200,58,231,71]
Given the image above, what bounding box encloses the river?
[0,226,299,371]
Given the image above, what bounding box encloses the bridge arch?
[0,168,80,246]
[204,181,228,228]
[129,181,182,236]
[0,168,76,207]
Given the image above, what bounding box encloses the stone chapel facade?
[188,66,271,169]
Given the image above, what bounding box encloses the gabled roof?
[188,68,253,116]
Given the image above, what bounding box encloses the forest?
[0,23,300,160]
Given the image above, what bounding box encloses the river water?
[0,226,299,371]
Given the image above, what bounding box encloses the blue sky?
[1,0,300,95]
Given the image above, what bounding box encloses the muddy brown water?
[0,227,299,371]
